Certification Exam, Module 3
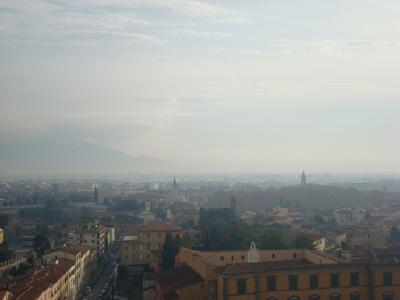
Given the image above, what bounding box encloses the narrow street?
[87,258,115,300]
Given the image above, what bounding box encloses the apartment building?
[81,224,106,257]
[120,221,182,271]
[149,243,400,300]
[44,244,96,295]
[2,244,95,300]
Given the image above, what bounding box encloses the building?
[80,224,106,257]
[0,228,4,245]
[2,244,95,300]
[301,171,307,185]
[120,221,183,271]
[43,244,96,294]
[146,243,400,300]
[151,265,206,300]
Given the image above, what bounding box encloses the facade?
[158,244,400,300]
[81,224,106,257]
[120,221,183,271]
[3,244,94,300]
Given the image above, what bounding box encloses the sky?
[0,0,399,175]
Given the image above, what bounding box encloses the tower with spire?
[172,176,178,190]
[94,185,98,203]
[301,171,306,185]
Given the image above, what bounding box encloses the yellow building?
[120,221,182,270]
[6,244,95,300]
[0,228,4,245]
[166,243,400,300]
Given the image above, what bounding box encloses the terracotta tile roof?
[9,259,74,300]
[61,244,93,256]
[127,221,182,235]
[153,265,203,290]
[217,259,355,275]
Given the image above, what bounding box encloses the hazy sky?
[0,0,399,174]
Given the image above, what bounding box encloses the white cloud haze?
[0,0,399,175]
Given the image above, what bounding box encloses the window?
[383,292,394,300]
[293,253,297,258]
[310,274,319,289]
[272,253,276,259]
[147,242,151,250]
[289,275,298,290]
[220,256,224,261]
[147,233,150,238]
[330,293,341,300]
[349,292,360,300]
[309,294,320,300]
[237,279,246,294]
[267,276,276,291]
[158,233,162,238]
[350,272,359,287]
[288,297,300,300]
[331,273,340,288]
[241,255,245,260]
[231,256,234,261]
[383,272,392,286]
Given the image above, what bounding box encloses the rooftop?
[8,258,74,300]
[126,221,182,234]
[152,264,203,290]
[217,259,357,275]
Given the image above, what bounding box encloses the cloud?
[69,0,250,23]
[213,39,400,57]
[168,28,231,38]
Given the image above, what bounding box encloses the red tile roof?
[153,265,203,290]
[127,221,182,234]
[9,259,74,300]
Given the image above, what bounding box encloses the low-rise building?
[3,244,95,300]
[81,224,106,257]
[146,243,400,300]
[120,221,183,271]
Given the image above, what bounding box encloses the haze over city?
[1,0,399,175]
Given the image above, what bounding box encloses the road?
[87,257,115,300]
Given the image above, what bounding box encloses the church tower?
[94,185,98,203]
[172,176,178,190]
[301,171,306,185]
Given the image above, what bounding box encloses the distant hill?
[208,184,385,210]
[0,139,169,176]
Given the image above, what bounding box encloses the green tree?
[259,229,288,250]
[33,234,51,257]
[161,233,182,270]
[294,234,315,249]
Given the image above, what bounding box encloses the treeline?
[208,184,384,210]
[199,208,314,251]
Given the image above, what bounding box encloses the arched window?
[267,298,278,300]
[288,296,300,300]
[309,294,320,300]
[349,292,360,300]
[383,292,394,300]
[330,293,341,300]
